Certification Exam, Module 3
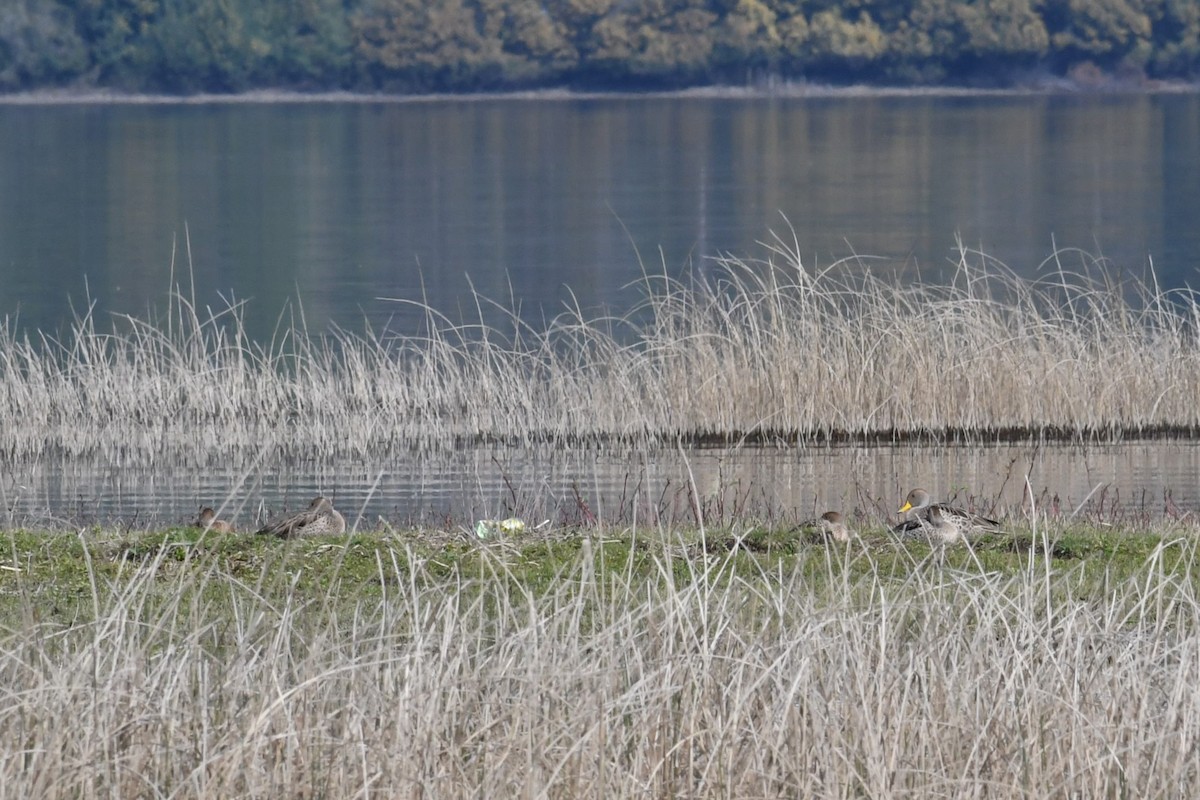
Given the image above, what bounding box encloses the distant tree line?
[1,0,1196,93]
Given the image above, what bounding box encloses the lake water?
[4,439,1200,530]
[2,91,1198,340]
[2,90,1199,528]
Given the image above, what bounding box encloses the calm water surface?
[6,441,1200,530]
[2,92,1198,340]
[3,92,1200,525]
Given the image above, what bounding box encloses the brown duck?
[194,506,234,534]
[799,510,852,543]
[256,496,346,538]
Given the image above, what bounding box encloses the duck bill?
[898,502,913,514]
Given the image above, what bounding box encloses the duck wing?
[256,508,315,538]
[931,503,1001,530]
[891,517,930,540]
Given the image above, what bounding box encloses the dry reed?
[2,239,1198,464]
[0,534,1196,797]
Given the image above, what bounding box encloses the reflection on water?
[1,93,1198,342]
[5,441,1199,530]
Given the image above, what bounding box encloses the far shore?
[2,79,1199,106]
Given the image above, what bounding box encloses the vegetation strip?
[0,523,1197,795]
[3,243,1198,462]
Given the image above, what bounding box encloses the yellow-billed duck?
[894,488,1000,543]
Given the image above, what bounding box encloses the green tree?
[891,0,1048,80]
[0,0,87,89]
[352,0,505,90]
[715,0,782,74]
[589,0,719,83]
[540,0,618,68]
[141,0,255,91]
[475,0,576,83]
[1150,0,1200,75]
[892,0,952,59]
[958,0,1050,59]
[75,0,162,88]
[767,1,811,71]
[807,8,888,69]
[248,0,354,88]
[1045,0,1154,67]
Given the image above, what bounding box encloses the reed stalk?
[0,532,1196,797]
[2,240,1197,463]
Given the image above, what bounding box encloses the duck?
[194,506,234,534]
[892,504,969,544]
[894,488,1000,542]
[799,510,852,543]
[256,496,346,538]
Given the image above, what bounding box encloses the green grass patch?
[2,522,1195,628]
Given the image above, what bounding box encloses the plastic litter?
[474,517,527,539]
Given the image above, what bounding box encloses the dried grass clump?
[0,537,1197,797]
[1,238,1198,463]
